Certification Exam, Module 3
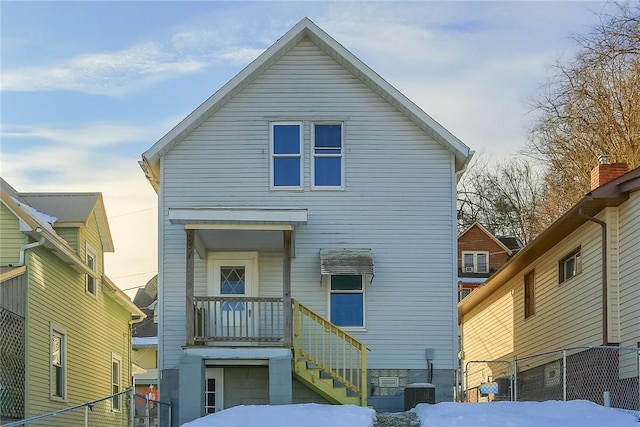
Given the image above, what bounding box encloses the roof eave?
[459,191,631,319]
[141,17,472,175]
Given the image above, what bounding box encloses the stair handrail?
[293,299,369,406]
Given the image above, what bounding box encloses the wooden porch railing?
[192,296,285,343]
[293,300,368,406]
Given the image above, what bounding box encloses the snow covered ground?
[180,400,639,427]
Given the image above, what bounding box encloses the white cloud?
[2,122,152,147]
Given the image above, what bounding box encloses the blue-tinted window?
[272,123,301,187]
[315,158,342,186]
[274,158,301,187]
[314,123,342,187]
[330,275,363,327]
[274,125,301,154]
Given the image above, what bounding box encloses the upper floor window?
[312,122,343,188]
[86,244,97,296]
[524,270,535,319]
[50,324,67,400]
[559,247,581,283]
[462,251,489,273]
[271,122,302,189]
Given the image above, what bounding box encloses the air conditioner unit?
[465,267,474,273]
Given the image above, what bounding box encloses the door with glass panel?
[210,253,257,340]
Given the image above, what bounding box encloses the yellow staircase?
[292,300,368,406]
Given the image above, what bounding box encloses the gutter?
[578,207,609,346]
[15,232,46,266]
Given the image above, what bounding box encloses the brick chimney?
[590,155,629,190]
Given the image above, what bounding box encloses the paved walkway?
[374,412,421,427]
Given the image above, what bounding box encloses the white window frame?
[205,368,224,414]
[326,274,366,331]
[85,243,98,297]
[311,121,344,190]
[111,353,122,411]
[270,121,303,190]
[50,323,67,401]
[559,247,581,283]
[462,251,489,273]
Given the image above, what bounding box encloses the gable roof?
[0,178,143,319]
[4,187,113,252]
[141,17,472,187]
[459,166,640,318]
[458,221,514,256]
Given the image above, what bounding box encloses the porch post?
[283,230,292,347]
[186,228,195,346]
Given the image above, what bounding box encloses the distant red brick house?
[457,222,522,300]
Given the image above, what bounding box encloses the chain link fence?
[463,346,640,412]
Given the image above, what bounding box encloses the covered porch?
[170,207,370,413]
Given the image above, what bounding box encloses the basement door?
[208,252,258,340]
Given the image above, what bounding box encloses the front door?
[209,252,258,340]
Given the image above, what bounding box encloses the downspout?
[578,207,608,346]
[14,230,45,266]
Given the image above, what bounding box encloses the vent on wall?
[379,377,399,388]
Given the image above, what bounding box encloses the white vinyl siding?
[159,38,457,371]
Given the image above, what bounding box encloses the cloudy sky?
[0,1,615,296]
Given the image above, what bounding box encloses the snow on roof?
[10,196,57,233]
[132,337,158,347]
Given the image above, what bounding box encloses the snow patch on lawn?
[180,403,375,427]
[412,400,640,427]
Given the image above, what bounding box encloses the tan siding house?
[0,178,145,425]
[459,162,640,404]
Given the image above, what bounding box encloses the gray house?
[140,18,472,425]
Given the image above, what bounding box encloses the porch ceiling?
[196,229,285,251]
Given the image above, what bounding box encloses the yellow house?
[0,178,145,426]
[459,161,640,405]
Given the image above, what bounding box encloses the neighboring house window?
[524,270,535,319]
[559,247,581,283]
[271,122,302,188]
[329,275,365,328]
[111,353,122,411]
[459,287,472,302]
[50,324,66,400]
[312,122,343,188]
[462,252,489,273]
[86,244,97,296]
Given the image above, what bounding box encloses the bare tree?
[527,2,640,219]
[458,156,545,245]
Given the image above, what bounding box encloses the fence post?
[637,348,640,411]
[562,350,567,401]
[145,397,150,427]
[513,356,518,402]
[130,390,135,427]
